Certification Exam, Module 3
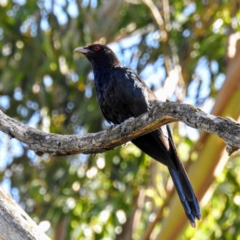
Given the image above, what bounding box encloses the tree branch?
[0,187,50,240]
[0,101,239,156]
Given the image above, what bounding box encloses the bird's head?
[73,44,120,68]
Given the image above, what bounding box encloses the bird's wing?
[113,67,178,169]
[112,67,150,116]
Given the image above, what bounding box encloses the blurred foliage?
[0,0,240,239]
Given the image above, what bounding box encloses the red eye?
[94,46,100,51]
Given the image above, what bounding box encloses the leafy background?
[0,0,240,239]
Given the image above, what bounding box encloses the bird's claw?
[107,124,117,137]
[120,117,134,137]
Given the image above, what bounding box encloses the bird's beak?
[73,47,90,54]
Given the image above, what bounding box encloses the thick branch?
[0,187,50,240]
[0,101,239,156]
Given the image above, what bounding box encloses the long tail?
[168,164,201,227]
[132,125,201,226]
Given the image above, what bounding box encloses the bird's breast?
[94,73,133,124]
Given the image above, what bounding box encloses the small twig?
[142,0,168,41]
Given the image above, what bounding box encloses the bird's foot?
[107,124,118,137]
[120,117,134,137]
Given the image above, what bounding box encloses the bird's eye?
[94,46,100,51]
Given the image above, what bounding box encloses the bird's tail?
[168,164,201,227]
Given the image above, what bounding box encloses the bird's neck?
[92,62,117,88]
[90,57,121,87]
[92,65,111,87]
[89,56,121,71]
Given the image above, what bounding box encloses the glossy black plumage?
[74,44,201,227]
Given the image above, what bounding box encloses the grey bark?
[0,100,239,156]
[0,187,50,240]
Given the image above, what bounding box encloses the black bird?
[74,44,201,227]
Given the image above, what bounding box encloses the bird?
[73,44,201,227]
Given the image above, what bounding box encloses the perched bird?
[74,44,201,227]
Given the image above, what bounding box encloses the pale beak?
[73,47,90,54]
